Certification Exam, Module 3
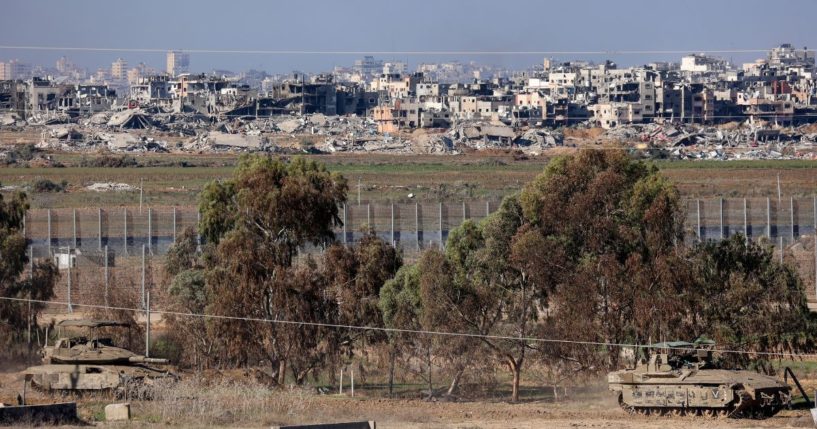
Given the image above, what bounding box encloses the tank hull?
[25,364,174,398]
[609,369,791,417]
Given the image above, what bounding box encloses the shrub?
[32,179,68,193]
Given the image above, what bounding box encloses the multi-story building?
[768,44,815,70]
[166,50,190,76]
[681,54,728,73]
[0,60,31,80]
[111,58,128,80]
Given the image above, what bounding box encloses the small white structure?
[53,247,77,270]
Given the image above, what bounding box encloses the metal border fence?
[23,197,817,312]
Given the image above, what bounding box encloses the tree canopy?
[0,188,58,349]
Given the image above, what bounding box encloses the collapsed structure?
[1,44,816,158]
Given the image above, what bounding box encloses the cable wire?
[2,295,815,359]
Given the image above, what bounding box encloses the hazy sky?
[2,0,817,73]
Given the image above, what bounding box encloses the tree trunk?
[446,369,463,397]
[388,347,395,398]
[278,359,287,386]
[509,358,521,402]
[426,344,433,400]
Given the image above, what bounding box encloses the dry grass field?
[0,150,816,209]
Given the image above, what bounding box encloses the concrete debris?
[276,118,304,134]
[89,133,168,152]
[188,131,266,151]
[107,109,153,129]
[86,182,135,192]
[104,403,131,421]
[515,129,564,154]
[8,104,817,158]
[47,125,83,140]
[0,113,19,127]
[411,133,454,154]
[87,112,111,125]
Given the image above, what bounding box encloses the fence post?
[462,201,467,222]
[22,210,25,239]
[145,291,151,358]
[696,199,701,240]
[367,203,371,230]
[123,208,128,255]
[67,249,72,313]
[196,210,202,251]
[390,203,395,246]
[743,198,748,239]
[779,236,784,264]
[339,368,344,395]
[791,196,795,239]
[343,203,347,245]
[148,207,153,254]
[98,208,103,250]
[814,196,816,299]
[486,200,490,218]
[104,244,109,307]
[767,197,771,239]
[415,202,420,250]
[172,207,177,243]
[47,209,52,256]
[72,209,77,249]
[141,244,146,309]
[719,197,724,239]
[439,202,444,249]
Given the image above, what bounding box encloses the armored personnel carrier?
[608,341,791,418]
[25,319,174,398]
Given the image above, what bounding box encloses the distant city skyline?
[2,0,817,74]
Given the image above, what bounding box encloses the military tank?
[24,319,175,398]
[608,341,792,418]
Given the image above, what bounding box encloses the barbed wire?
[1,295,815,359]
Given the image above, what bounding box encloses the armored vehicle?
[25,319,174,398]
[608,341,791,418]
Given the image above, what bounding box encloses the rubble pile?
[514,128,565,154]
[3,106,817,159]
[595,121,817,160]
[86,182,136,192]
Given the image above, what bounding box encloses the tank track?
[617,389,785,419]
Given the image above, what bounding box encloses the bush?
[1,144,39,166]
[79,155,139,168]
[32,179,68,193]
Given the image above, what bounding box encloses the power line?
[2,295,814,359]
[0,46,792,56]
